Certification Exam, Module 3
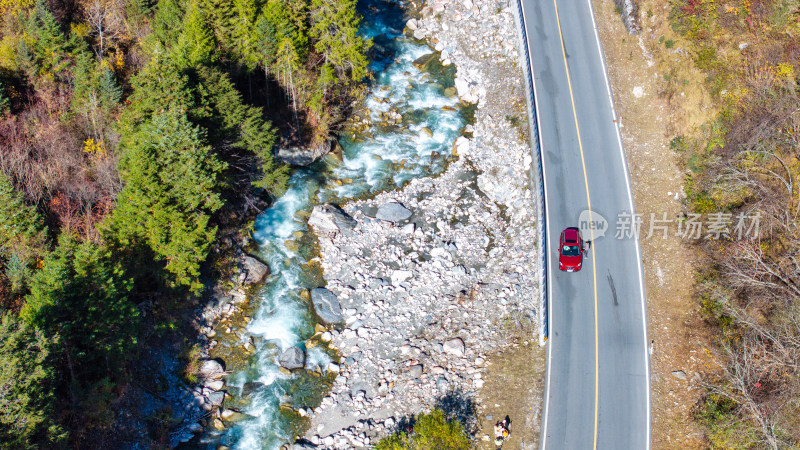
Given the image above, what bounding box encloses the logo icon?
[579,210,608,239]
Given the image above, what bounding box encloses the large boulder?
[241,381,264,397]
[277,140,332,166]
[308,204,357,237]
[454,77,479,104]
[310,288,343,324]
[443,338,465,357]
[376,202,412,222]
[279,346,306,370]
[199,359,226,379]
[205,390,226,408]
[204,379,224,391]
[242,255,269,285]
[412,52,440,73]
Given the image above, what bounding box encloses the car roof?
[563,227,580,241]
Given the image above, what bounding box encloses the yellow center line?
[551,1,600,448]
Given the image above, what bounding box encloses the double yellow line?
[552,0,600,448]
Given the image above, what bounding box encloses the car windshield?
[562,244,580,256]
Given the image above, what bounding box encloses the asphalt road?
[516,0,651,448]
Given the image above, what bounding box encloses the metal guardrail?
[509,0,549,346]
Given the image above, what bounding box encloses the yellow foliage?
[115,51,124,70]
[0,0,33,14]
[71,23,91,38]
[775,62,795,80]
[0,36,19,70]
[83,138,107,158]
[741,0,751,15]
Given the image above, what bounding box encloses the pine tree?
[0,173,47,296]
[116,54,204,134]
[27,1,71,76]
[71,53,104,140]
[197,67,289,195]
[230,0,259,68]
[0,313,66,449]
[201,0,235,49]
[20,235,139,437]
[276,37,300,128]
[309,0,369,84]
[253,10,280,100]
[125,0,154,26]
[98,67,122,110]
[170,0,217,68]
[150,0,184,47]
[22,234,139,381]
[104,111,225,293]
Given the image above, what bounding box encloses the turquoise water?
[211,1,468,447]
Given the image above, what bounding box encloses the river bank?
[301,0,544,447]
[114,0,545,447]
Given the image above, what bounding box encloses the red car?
[558,227,584,272]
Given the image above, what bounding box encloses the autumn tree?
[82,0,125,58]
[22,2,72,79]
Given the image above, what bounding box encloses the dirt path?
[475,329,545,450]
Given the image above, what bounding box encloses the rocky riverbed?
[300,0,541,447]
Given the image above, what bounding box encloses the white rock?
[204,380,224,391]
[443,337,465,356]
[391,270,413,286]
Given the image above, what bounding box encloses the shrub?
[376,409,471,450]
[697,393,759,448]
[178,342,203,385]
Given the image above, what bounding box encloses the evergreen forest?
[0,0,370,445]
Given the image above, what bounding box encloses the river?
[206,0,469,447]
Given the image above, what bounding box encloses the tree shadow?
[435,388,479,437]
[391,414,415,435]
